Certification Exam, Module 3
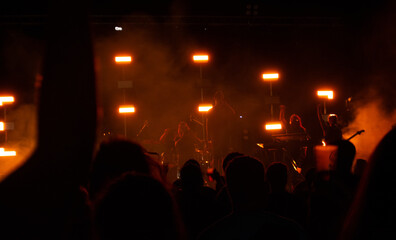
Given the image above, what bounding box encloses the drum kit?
[139,135,212,173]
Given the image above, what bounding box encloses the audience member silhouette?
[292,167,316,229]
[198,156,306,240]
[93,173,184,240]
[266,162,307,227]
[308,140,358,240]
[352,158,367,180]
[173,159,217,240]
[213,151,244,190]
[88,138,165,200]
[293,167,316,194]
[213,152,244,218]
[340,127,396,240]
[0,2,96,239]
[333,140,359,194]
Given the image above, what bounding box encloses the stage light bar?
[317,90,334,99]
[0,122,4,131]
[265,122,282,131]
[118,105,135,113]
[198,104,213,112]
[0,96,15,106]
[262,73,279,81]
[193,55,209,63]
[0,148,16,157]
[115,56,132,63]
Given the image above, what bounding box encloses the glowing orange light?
[292,160,302,173]
[118,105,135,113]
[198,104,213,112]
[0,148,16,157]
[0,96,15,106]
[265,122,282,130]
[317,90,334,99]
[0,122,4,131]
[262,73,279,81]
[193,55,209,63]
[115,56,132,63]
[256,143,264,149]
[322,140,326,146]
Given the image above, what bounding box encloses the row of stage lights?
[114,54,212,137]
[114,53,335,133]
[0,55,335,164]
[0,96,16,157]
[0,54,335,147]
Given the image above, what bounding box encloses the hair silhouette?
[94,173,183,240]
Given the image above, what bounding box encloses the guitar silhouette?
[347,130,365,141]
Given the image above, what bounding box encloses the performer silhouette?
[317,104,343,145]
[279,105,309,167]
[207,90,237,174]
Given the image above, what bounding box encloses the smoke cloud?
[343,95,396,162]
[0,104,37,181]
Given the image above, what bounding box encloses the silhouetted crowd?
[84,136,380,240]
[2,127,396,240]
[0,3,395,240]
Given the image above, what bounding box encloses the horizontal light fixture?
[317,90,334,99]
[265,122,282,131]
[262,73,279,81]
[119,105,135,113]
[0,148,16,157]
[193,55,209,63]
[0,96,15,106]
[198,104,213,112]
[115,56,132,63]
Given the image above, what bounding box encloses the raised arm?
[279,105,288,130]
[0,1,97,238]
[317,104,326,138]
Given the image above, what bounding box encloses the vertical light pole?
[118,105,135,137]
[0,96,15,143]
[264,121,283,161]
[115,55,133,137]
[317,90,334,115]
[198,104,213,166]
[198,104,213,143]
[193,54,210,154]
[262,73,279,120]
[192,54,209,102]
[115,55,133,102]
